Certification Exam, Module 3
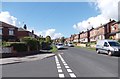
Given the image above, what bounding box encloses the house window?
[111,26,115,30]
[9,29,14,35]
[0,29,2,35]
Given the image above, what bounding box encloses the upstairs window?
[9,29,14,35]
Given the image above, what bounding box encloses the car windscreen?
[108,41,120,46]
[58,44,63,46]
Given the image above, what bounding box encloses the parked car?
[56,43,64,49]
[96,39,120,56]
[67,43,74,47]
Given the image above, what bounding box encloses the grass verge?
[50,45,58,53]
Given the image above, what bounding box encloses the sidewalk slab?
[0,53,55,65]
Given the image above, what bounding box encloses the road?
[2,47,119,78]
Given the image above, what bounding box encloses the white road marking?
[64,63,68,66]
[58,54,65,62]
[57,66,61,69]
[59,74,65,78]
[57,64,60,66]
[58,69,63,72]
[55,56,65,78]
[67,69,72,72]
[56,61,59,64]
[62,61,66,64]
[69,73,76,78]
[58,54,77,78]
[65,66,70,68]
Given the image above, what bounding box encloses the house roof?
[0,21,18,28]
[18,27,28,31]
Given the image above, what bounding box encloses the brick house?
[89,19,116,42]
[79,29,90,43]
[70,35,75,43]
[65,38,70,43]
[17,28,35,40]
[0,21,39,42]
[73,34,79,42]
[103,19,116,39]
[109,20,120,40]
[89,26,105,42]
[0,21,18,42]
[80,31,88,43]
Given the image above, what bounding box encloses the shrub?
[41,42,52,50]
[21,37,40,51]
[11,42,27,52]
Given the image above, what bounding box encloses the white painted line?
[65,66,70,68]
[57,66,61,69]
[69,73,76,78]
[58,69,63,72]
[62,61,66,64]
[59,74,65,78]
[64,64,67,66]
[67,69,72,73]
[56,61,59,64]
[57,64,60,66]
[58,54,65,62]
[55,56,59,62]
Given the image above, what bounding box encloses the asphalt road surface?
[2,47,119,78]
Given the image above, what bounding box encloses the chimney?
[32,30,34,34]
[23,24,27,30]
[109,19,112,22]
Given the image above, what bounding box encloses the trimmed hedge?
[11,42,27,52]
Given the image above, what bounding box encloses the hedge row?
[11,42,27,52]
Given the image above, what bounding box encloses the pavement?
[0,53,55,65]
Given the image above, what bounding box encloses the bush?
[41,42,52,50]
[11,42,27,52]
[21,37,40,51]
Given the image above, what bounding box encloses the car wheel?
[96,49,100,54]
[108,51,112,56]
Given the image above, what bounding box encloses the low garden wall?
[77,43,86,47]
[76,43,96,48]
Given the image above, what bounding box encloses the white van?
[96,39,120,56]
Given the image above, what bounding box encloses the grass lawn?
[76,46,96,51]
[50,45,58,53]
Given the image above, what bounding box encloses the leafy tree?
[46,36,51,44]
[60,37,65,43]
[21,37,40,51]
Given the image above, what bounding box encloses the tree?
[60,37,65,43]
[21,37,40,51]
[46,36,52,44]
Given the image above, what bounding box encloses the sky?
[0,0,120,39]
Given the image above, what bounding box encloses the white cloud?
[38,29,63,39]
[73,0,120,32]
[0,11,63,39]
[0,11,20,26]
